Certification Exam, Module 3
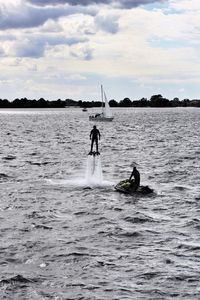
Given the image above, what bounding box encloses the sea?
[0,107,200,300]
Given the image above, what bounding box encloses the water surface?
[0,107,200,299]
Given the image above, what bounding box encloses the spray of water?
[85,155,103,185]
[47,155,114,188]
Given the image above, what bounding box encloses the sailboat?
[89,85,114,122]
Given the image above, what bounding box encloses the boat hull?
[89,116,113,122]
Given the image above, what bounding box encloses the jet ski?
[115,179,153,195]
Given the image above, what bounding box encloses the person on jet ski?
[129,166,140,191]
[89,125,101,154]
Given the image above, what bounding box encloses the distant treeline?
[0,95,199,108]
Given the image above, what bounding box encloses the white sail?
[101,85,105,115]
[104,91,112,118]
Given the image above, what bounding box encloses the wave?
[0,274,38,285]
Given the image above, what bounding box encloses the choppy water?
[0,107,200,300]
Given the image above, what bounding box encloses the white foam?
[46,178,114,189]
[46,155,114,189]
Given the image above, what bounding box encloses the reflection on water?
[0,107,200,299]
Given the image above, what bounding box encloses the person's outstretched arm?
[129,171,133,181]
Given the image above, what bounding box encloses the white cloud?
[68,74,87,80]
[70,43,93,60]
[59,14,95,36]
[170,0,200,11]
[41,19,62,32]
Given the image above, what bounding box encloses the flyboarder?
[89,125,101,155]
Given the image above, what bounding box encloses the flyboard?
[88,151,100,156]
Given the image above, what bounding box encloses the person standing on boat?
[89,125,101,154]
[129,166,140,191]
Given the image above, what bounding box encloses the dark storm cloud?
[28,0,108,5]
[0,32,88,58]
[0,6,64,30]
[116,0,166,9]
[28,37,88,58]
[0,0,165,31]
[14,40,45,58]
[0,3,96,30]
[28,0,166,9]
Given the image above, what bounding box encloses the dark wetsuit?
[129,167,140,191]
[90,127,101,152]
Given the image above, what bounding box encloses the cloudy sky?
[0,0,200,101]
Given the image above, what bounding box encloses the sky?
[0,0,200,101]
